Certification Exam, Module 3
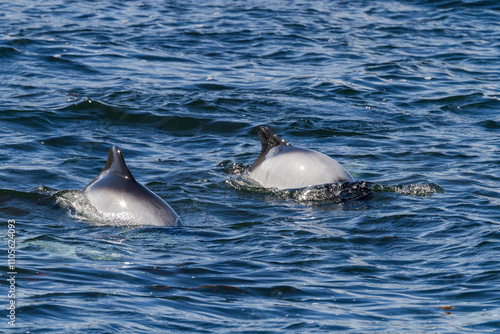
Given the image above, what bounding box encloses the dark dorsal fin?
[258,126,290,154]
[250,126,291,171]
[102,146,135,181]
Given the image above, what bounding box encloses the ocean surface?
[1,0,499,332]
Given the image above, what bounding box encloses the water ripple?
[1,0,499,333]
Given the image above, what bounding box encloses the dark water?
[1,0,500,332]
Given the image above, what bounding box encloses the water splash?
[55,190,137,226]
[295,182,373,202]
[226,175,372,203]
[369,183,444,197]
[224,163,443,202]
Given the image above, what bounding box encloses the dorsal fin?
[101,146,135,181]
[250,126,290,171]
[258,126,290,154]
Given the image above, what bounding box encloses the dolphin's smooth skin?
[249,126,354,190]
[83,146,181,226]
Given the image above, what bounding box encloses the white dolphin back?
[83,146,181,226]
[249,127,353,190]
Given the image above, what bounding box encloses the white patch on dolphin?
[83,146,181,226]
[249,126,354,190]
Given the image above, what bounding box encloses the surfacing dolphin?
[249,126,354,190]
[83,146,181,226]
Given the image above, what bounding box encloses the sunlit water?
[1,0,499,333]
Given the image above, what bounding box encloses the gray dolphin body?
[249,127,354,190]
[83,146,181,226]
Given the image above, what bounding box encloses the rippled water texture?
[1,0,499,333]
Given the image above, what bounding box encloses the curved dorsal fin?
[102,146,135,181]
[258,126,290,154]
[250,126,290,171]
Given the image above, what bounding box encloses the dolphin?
[83,146,182,226]
[249,126,354,190]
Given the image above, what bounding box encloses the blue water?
[1,0,500,332]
